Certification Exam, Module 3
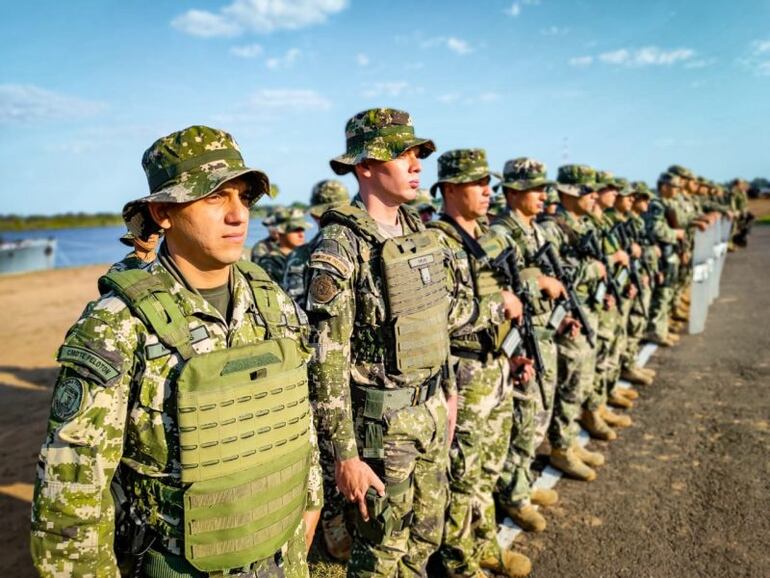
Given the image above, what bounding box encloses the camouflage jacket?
[283,235,318,309]
[645,198,681,245]
[255,245,289,285]
[550,209,605,304]
[491,209,554,325]
[250,236,278,262]
[305,198,456,461]
[30,259,323,578]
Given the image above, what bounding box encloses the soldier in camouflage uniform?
[305,108,455,578]
[408,188,438,223]
[491,158,576,533]
[728,178,753,247]
[545,165,610,481]
[284,180,350,310]
[250,209,285,262]
[283,180,353,561]
[255,209,313,284]
[31,126,323,578]
[644,172,686,346]
[110,230,161,273]
[426,149,531,578]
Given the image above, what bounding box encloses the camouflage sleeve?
[305,228,358,462]
[256,254,286,285]
[305,414,324,511]
[646,201,679,244]
[30,296,139,578]
[435,232,482,334]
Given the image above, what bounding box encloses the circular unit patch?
[52,377,85,422]
[309,272,339,304]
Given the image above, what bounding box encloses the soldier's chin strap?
[439,213,488,262]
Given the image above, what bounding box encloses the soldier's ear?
[147,202,173,232]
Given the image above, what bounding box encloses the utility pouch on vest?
[380,232,449,374]
[355,479,414,545]
[175,338,311,572]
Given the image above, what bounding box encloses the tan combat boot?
[639,366,656,378]
[600,404,632,428]
[580,409,618,440]
[645,333,674,347]
[321,512,352,561]
[615,387,639,400]
[480,549,532,577]
[530,487,559,507]
[621,366,654,386]
[667,332,680,344]
[572,442,606,467]
[503,504,547,533]
[607,390,634,409]
[550,447,597,481]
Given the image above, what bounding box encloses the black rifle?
[576,228,623,307]
[611,222,647,317]
[533,241,596,348]
[488,248,548,409]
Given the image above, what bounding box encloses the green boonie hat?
[408,189,437,213]
[658,172,683,188]
[496,157,555,192]
[614,177,633,197]
[556,164,598,197]
[330,108,435,175]
[122,125,271,239]
[430,148,498,196]
[667,164,694,179]
[309,180,349,219]
[262,206,288,228]
[275,208,312,234]
[595,170,622,192]
[545,185,560,205]
[489,193,508,215]
[631,181,653,199]
[119,231,135,247]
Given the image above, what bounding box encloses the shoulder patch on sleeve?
[51,376,85,422]
[309,272,341,305]
[310,238,354,279]
[57,345,120,384]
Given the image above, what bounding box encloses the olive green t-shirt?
[198,283,231,322]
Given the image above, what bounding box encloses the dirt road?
[1,228,768,577]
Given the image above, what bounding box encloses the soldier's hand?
[596,260,607,279]
[335,457,385,522]
[446,392,458,447]
[604,294,616,310]
[502,290,523,322]
[654,246,662,258]
[559,316,581,340]
[538,275,566,300]
[696,221,708,232]
[657,272,665,285]
[303,510,321,552]
[631,242,642,259]
[626,283,638,300]
[675,229,686,241]
[612,250,630,268]
[511,356,535,384]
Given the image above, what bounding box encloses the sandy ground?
[1,227,769,576]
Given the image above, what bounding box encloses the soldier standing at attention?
[426,149,531,578]
[111,230,161,272]
[250,208,284,262]
[284,180,350,310]
[256,209,313,284]
[305,108,456,578]
[30,125,323,578]
[491,158,580,533]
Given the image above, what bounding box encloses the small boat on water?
[0,237,56,274]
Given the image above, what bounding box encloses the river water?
[1,222,296,269]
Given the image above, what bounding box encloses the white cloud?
[266,48,301,69]
[504,3,521,17]
[356,53,370,67]
[739,39,770,76]
[753,39,770,54]
[597,46,695,67]
[421,36,474,55]
[362,81,413,98]
[437,93,461,104]
[684,58,716,69]
[540,26,568,36]
[172,0,348,38]
[479,92,501,102]
[0,84,106,123]
[569,56,593,67]
[230,43,264,58]
[246,88,331,111]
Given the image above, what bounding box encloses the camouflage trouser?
[318,432,352,538]
[550,309,598,450]
[607,298,634,392]
[441,355,513,577]
[140,519,309,578]
[647,284,674,340]
[497,335,557,508]
[349,392,449,578]
[622,285,653,371]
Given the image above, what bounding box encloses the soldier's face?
[446,177,490,219]
[633,198,649,213]
[358,147,421,204]
[514,187,546,217]
[152,178,251,270]
[575,191,596,214]
[282,229,306,249]
[615,195,634,213]
[597,188,618,209]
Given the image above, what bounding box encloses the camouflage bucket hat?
[613,177,633,197]
[544,185,560,206]
[488,192,508,216]
[119,231,135,247]
[658,171,682,188]
[308,179,350,219]
[556,164,598,197]
[330,108,435,175]
[429,148,499,196]
[632,181,653,199]
[667,164,694,179]
[122,125,272,239]
[495,157,555,192]
[594,170,622,193]
[275,208,312,233]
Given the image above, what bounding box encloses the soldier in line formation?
[31,110,749,578]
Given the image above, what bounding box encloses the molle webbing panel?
[381,231,449,373]
[176,337,311,571]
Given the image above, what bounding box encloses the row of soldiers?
[29,110,749,578]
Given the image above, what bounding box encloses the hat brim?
[495,179,556,193]
[329,137,436,176]
[122,167,270,239]
[309,202,345,219]
[430,170,501,197]
[556,183,597,197]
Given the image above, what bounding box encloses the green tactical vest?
[427,219,511,354]
[321,205,449,375]
[98,261,311,573]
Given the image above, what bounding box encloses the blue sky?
[2,0,769,215]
